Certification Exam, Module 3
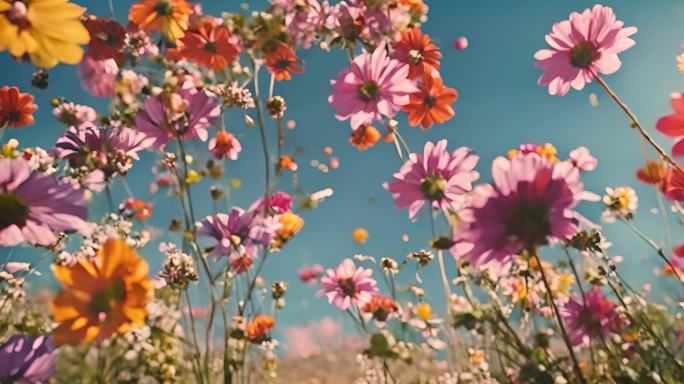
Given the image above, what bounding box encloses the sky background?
[2,0,684,340]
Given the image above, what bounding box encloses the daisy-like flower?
[601,186,637,223]
[0,157,89,247]
[83,16,126,61]
[208,130,241,160]
[0,0,89,68]
[0,335,58,383]
[0,86,37,129]
[569,146,597,171]
[265,43,304,81]
[656,92,684,156]
[329,48,417,130]
[129,0,193,42]
[561,286,620,346]
[385,140,479,219]
[402,74,457,130]
[177,22,239,71]
[534,4,637,96]
[451,152,598,268]
[197,207,281,258]
[134,78,220,148]
[349,124,381,150]
[51,238,152,345]
[392,27,441,80]
[318,258,377,310]
[77,57,118,98]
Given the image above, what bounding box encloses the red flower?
[402,74,457,130]
[392,27,441,80]
[84,16,126,60]
[0,86,38,129]
[177,22,239,70]
[265,44,304,81]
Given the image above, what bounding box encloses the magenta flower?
[656,92,684,156]
[0,335,58,383]
[451,152,598,267]
[384,140,479,219]
[318,258,377,310]
[299,264,323,285]
[534,4,637,96]
[0,158,89,247]
[77,57,118,98]
[134,77,221,148]
[329,47,417,130]
[561,286,620,346]
[249,191,293,214]
[197,207,281,258]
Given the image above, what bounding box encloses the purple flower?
[561,286,621,346]
[329,47,417,130]
[318,258,377,310]
[384,140,479,219]
[451,152,598,268]
[197,207,281,258]
[134,77,221,148]
[0,158,89,247]
[0,335,58,383]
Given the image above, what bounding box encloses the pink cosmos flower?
[534,4,637,96]
[197,207,281,258]
[134,77,221,148]
[329,48,417,130]
[299,264,323,285]
[0,158,89,246]
[318,258,377,310]
[451,152,598,268]
[77,57,118,98]
[561,286,620,346]
[384,140,479,219]
[656,92,684,156]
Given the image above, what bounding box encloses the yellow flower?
[128,0,193,42]
[416,302,432,321]
[51,239,152,345]
[272,211,304,249]
[0,0,89,68]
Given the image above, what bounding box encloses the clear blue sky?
[2,0,684,334]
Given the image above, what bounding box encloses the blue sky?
[2,0,684,334]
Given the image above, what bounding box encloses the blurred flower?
[119,198,154,221]
[453,36,468,50]
[209,131,241,160]
[601,186,637,223]
[507,143,559,164]
[349,124,381,150]
[254,191,293,214]
[265,43,304,81]
[534,4,637,96]
[266,96,287,119]
[318,258,377,310]
[352,227,368,243]
[52,102,96,129]
[0,0,89,68]
[561,286,620,346]
[77,57,118,97]
[569,146,597,171]
[229,245,256,274]
[416,302,432,321]
[177,22,238,70]
[123,29,159,59]
[246,314,275,341]
[299,264,323,285]
[272,211,304,249]
[361,294,399,322]
[636,160,668,185]
[403,74,457,130]
[392,27,441,80]
[129,0,193,42]
[0,158,89,246]
[0,335,58,383]
[656,92,684,156]
[278,155,298,171]
[51,239,152,345]
[158,242,198,288]
[83,16,126,60]
[330,48,417,129]
[385,140,479,219]
[0,86,37,129]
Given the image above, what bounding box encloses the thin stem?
[184,288,206,384]
[108,0,115,17]
[251,57,272,202]
[105,184,115,212]
[619,218,682,281]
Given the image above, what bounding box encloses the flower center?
[338,277,356,297]
[90,278,126,314]
[421,174,447,201]
[7,1,30,30]
[0,192,30,229]
[359,81,381,101]
[569,41,599,68]
[154,1,173,16]
[408,49,423,65]
[277,58,292,70]
[424,95,436,108]
[505,199,551,248]
[204,41,217,53]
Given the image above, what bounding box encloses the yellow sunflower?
[51,238,153,345]
[0,0,90,68]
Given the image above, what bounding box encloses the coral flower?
[51,239,152,345]
[534,4,637,96]
[128,0,193,42]
[208,130,241,160]
[385,140,479,219]
[561,286,620,346]
[0,158,89,247]
[0,86,37,129]
[349,124,381,150]
[265,43,304,81]
[402,74,457,130]
[656,92,684,156]
[83,16,126,61]
[177,22,239,71]
[451,152,598,268]
[329,48,417,129]
[0,0,90,68]
[0,335,58,382]
[392,27,441,79]
[246,315,275,341]
[272,211,304,249]
[318,258,377,310]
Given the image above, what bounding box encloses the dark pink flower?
[299,264,323,285]
[318,258,377,310]
[656,92,684,156]
[561,286,620,346]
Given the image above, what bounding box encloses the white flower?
[602,186,638,223]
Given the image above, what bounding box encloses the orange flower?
[636,160,668,186]
[120,198,153,221]
[129,0,193,42]
[177,22,238,70]
[392,27,441,79]
[349,125,381,150]
[272,211,304,249]
[362,294,399,322]
[0,86,37,129]
[246,314,275,341]
[403,75,457,130]
[265,44,304,81]
[278,155,298,171]
[352,227,368,244]
[51,239,152,345]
